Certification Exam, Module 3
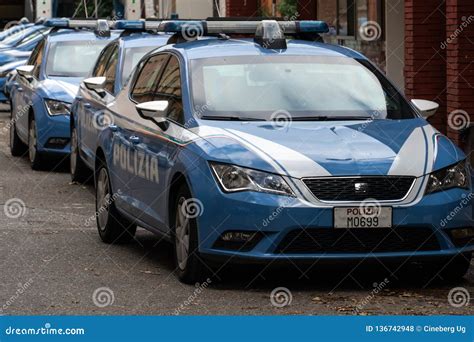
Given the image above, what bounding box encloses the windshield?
[46,40,109,77]
[191,56,416,120]
[122,46,156,85]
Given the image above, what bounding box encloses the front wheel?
[173,184,209,284]
[95,163,136,244]
[28,118,44,170]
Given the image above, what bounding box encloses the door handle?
[17,87,23,92]
[109,124,118,132]
[129,136,140,144]
[84,102,91,108]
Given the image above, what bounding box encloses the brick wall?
[445,0,474,152]
[225,0,259,17]
[404,0,447,134]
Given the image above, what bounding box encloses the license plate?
[334,207,392,228]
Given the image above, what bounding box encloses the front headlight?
[425,160,470,194]
[210,162,295,196]
[44,99,71,116]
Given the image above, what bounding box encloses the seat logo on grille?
[354,182,369,194]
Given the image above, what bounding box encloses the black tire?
[70,125,91,183]
[95,161,136,244]
[28,118,44,170]
[10,117,27,157]
[436,253,472,282]
[172,183,209,284]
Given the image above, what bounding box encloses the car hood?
[40,77,81,102]
[190,118,465,178]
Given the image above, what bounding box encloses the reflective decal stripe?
[388,127,427,177]
[225,129,332,177]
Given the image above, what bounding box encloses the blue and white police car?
[9,19,120,169]
[71,20,170,182]
[88,20,472,284]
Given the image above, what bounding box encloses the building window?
[317,0,385,72]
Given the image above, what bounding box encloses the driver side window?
[92,43,116,77]
[28,39,45,79]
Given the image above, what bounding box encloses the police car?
[0,24,50,102]
[71,20,170,182]
[90,20,473,284]
[9,19,120,169]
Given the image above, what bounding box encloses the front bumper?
[35,110,71,156]
[191,167,474,262]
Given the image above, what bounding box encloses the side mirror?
[136,101,169,121]
[411,99,439,119]
[83,76,106,94]
[16,65,34,81]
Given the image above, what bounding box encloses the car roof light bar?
[157,19,328,35]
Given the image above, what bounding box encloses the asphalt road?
[0,107,472,315]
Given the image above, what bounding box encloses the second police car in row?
[71,20,171,182]
[73,19,473,284]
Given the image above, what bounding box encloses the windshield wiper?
[290,116,374,121]
[201,115,265,121]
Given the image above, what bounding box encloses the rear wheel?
[95,162,136,244]
[70,125,90,183]
[28,118,44,170]
[10,118,27,157]
[173,184,209,284]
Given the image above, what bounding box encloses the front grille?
[303,176,415,201]
[275,228,440,254]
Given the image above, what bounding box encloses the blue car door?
[109,53,169,221]
[13,39,45,142]
[128,53,184,232]
[77,43,118,165]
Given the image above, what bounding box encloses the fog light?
[221,232,256,242]
[46,138,69,148]
[213,231,263,252]
[449,228,474,247]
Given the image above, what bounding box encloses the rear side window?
[103,46,119,94]
[131,54,168,103]
[155,56,184,124]
[93,43,116,77]
[27,39,45,79]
